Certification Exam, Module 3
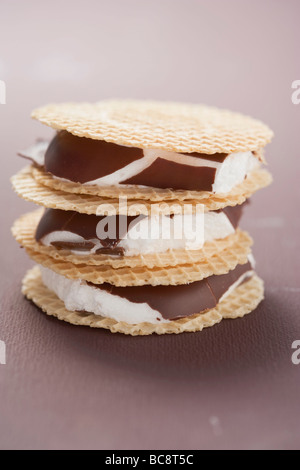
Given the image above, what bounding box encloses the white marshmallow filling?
[20,140,260,194]
[39,209,237,257]
[40,258,254,325]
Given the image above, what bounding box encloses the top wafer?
[17,99,274,201]
[31,100,272,153]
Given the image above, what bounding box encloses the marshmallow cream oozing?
[35,204,245,257]
[19,131,260,194]
[40,258,254,324]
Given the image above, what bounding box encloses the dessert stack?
[11,100,273,335]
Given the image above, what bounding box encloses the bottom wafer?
[22,265,264,336]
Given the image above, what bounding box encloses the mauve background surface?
[0,0,299,450]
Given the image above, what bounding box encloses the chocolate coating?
[35,204,246,255]
[206,261,252,301]
[121,157,217,191]
[183,152,228,162]
[35,209,140,253]
[51,241,95,251]
[27,131,233,190]
[89,261,252,320]
[44,131,144,184]
[219,201,248,229]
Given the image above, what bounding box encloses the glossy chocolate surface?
[35,204,246,255]
[121,157,217,190]
[89,261,252,320]
[220,201,247,229]
[28,131,232,190]
[44,131,144,183]
[183,152,228,162]
[35,209,140,252]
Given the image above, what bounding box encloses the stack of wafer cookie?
[11,100,273,335]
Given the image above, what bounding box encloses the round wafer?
[12,209,252,269]
[22,265,264,335]
[31,164,273,203]
[22,223,252,287]
[11,166,272,215]
[31,100,273,154]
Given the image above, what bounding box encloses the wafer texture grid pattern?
[12,166,272,214]
[31,165,273,203]
[31,100,273,154]
[12,209,252,269]
[23,226,252,287]
[22,265,264,335]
